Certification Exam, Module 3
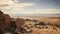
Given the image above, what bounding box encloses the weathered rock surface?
[0,10,25,34]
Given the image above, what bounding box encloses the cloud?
[0,0,13,6]
[19,2,35,7]
[0,0,10,6]
[36,8,60,14]
[14,8,60,14]
[0,0,35,15]
[0,0,35,8]
[0,0,15,9]
[2,8,60,15]
[0,0,60,16]
[12,0,20,3]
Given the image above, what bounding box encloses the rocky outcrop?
[0,10,12,30]
[15,18,25,27]
[0,10,25,34]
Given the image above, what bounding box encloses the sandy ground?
[4,17,60,34]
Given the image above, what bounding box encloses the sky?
[0,0,60,17]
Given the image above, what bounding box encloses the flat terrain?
[19,16,60,24]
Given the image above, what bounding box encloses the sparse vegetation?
[0,10,60,34]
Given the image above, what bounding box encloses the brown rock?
[4,14,11,23]
[0,10,11,30]
[0,10,3,14]
[0,10,25,33]
[3,14,12,29]
[15,18,25,27]
[0,10,5,29]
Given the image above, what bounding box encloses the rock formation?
[15,18,25,27]
[0,10,12,31]
[0,10,25,34]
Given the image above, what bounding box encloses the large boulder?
[0,10,11,30]
[15,18,25,27]
[3,14,12,29]
[0,10,25,34]
[0,10,5,29]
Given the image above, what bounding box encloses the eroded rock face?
[0,10,26,34]
[0,10,4,21]
[0,10,25,33]
[0,11,5,29]
[0,10,11,30]
[4,14,12,29]
[15,18,25,27]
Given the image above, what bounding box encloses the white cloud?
[0,0,14,6]
[0,0,60,16]
[35,8,60,14]
[19,2,35,7]
[3,8,60,15]
[15,8,60,14]
[0,0,35,14]
[0,0,35,8]
[12,0,20,3]
[0,0,15,9]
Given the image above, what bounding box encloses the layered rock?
[0,10,25,33]
[0,10,11,30]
